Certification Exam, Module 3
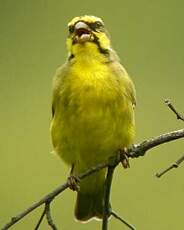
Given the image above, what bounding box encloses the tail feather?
[75,189,104,222]
[74,168,111,222]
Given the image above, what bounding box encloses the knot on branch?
[127,144,146,158]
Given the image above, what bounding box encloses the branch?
[1,162,108,230]
[127,129,184,158]
[102,154,135,230]
[155,154,184,178]
[111,211,136,230]
[34,208,46,230]
[102,158,117,230]
[165,99,184,121]
[153,100,184,178]
[2,128,184,230]
[45,201,58,230]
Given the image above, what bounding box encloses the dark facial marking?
[68,53,75,60]
[93,34,109,55]
[68,25,74,34]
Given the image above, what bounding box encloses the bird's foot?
[67,175,80,191]
[119,148,130,169]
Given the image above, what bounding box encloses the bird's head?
[66,15,112,59]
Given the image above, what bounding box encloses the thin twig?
[1,162,108,230]
[102,156,118,230]
[128,129,184,158]
[2,128,184,230]
[45,202,58,230]
[34,207,46,230]
[1,183,69,230]
[111,211,136,230]
[165,99,184,121]
[156,154,184,178]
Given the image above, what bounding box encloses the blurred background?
[0,0,184,229]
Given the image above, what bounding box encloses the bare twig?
[156,154,184,178]
[165,99,184,121]
[127,129,184,158]
[34,201,58,230]
[102,155,136,230]
[102,156,119,230]
[1,183,69,230]
[34,208,46,230]
[111,211,136,230]
[1,162,108,230]
[45,202,58,230]
[102,166,114,230]
[2,128,184,230]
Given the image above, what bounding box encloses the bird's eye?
[68,25,74,33]
[90,21,104,31]
[95,21,103,27]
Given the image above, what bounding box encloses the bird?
[50,15,136,222]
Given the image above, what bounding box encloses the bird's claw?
[119,148,130,169]
[67,175,80,191]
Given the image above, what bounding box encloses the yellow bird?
[50,15,136,222]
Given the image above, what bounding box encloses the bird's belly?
[51,90,135,171]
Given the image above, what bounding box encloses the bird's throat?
[70,42,109,64]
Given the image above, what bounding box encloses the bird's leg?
[67,164,80,191]
[119,148,130,168]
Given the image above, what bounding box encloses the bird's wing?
[51,63,69,118]
[124,73,136,108]
[110,61,136,108]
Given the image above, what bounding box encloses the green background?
[0,0,184,229]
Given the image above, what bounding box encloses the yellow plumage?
[50,15,136,222]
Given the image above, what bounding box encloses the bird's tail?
[74,170,110,222]
[75,189,104,222]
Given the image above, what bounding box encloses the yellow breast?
[51,43,135,169]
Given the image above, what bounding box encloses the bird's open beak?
[73,21,94,43]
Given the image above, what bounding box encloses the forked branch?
[1,127,184,230]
